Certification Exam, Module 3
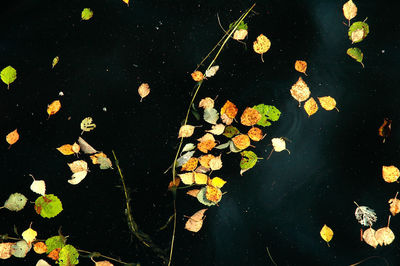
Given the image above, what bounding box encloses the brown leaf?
[232,134,251,150]
[221,100,238,119]
[191,71,204,82]
[168,178,180,191]
[375,227,395,246]
[253,34,271,62]
[199,97,214,109]
[6,129,19,148]
[294,60,307,75]
[185,209,207,232]
[206,185,222,202]
[240,107,261,126]
[290,77,311,106]
[138,83,150,102]
[304,97,318,117]
[181,157,198,171]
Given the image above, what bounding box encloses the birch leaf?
[375,226,395,246]
[22,227,37,245]
[271,137,290,153]
[34,194,63,218]
[206,124,225,135]
[186,189,200,197]
[81,8,93,20]
[198,154,215,168]
[215,141,230,150]
[304,97,318,117]
[343,0,357,23]
[138,83,150,102]
[223,126,240,138]
[205,65,219,78]
[185,209,207,232]
[181,143,196,153]
[290,77,310,106]
[2,193,27,211]
[191,71,204,82]
[320,225,333,246]
[209,155,222,170]
[0,242,13,259]
[98,156,113,169]
[30,174,46,196]
[6,129,19,148]
[354,202,377,226]
[211,177,226,188]
[52,56,59,69]
[80,117,96,133]
[68,171,87,185]
[248,127,264,141]
[194,172,208,185]
[294,60,307,75]
[77,137,98,154]
[382,165,400,183]
[197,187,218,206]
[363,228,379,248]
[206,185,222,202]
[220,100,238,119]
[388,192,400,216]
[178,172,194,185]
[240,150,258,175]
[233,29,248,40]
[347,47,364,67]
[348,21,369,43]
[56,144,74,155]
[240,107,261,126]
[229,140,242,153]
[122,0,129,6]
[199,97,214,109]
[178,125,195,138]
[68,160,88,173]
[318,96,339,111]
[181,157,198,172]
[47,100,61,119]
[253,34,271,62]
[204,108,219,124]
[1,66,17,89]
[253,104,281,127]
[232,134,250,150]
[176,151,195,167]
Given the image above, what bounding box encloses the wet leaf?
[194,172,208,185]
[343,0,357,23]
[11,240,30,258]
[197,186,218,206]
[375,227,395,246]
[93,260,114,266]
[185,209,207,232]
[0,242,13,259]
[30,174,46,196]
[181,157,198,172]
[206,185,222,202]
[388,192,400,216]
[195,165,210,173]
[211,177,226,188]
[294,60,307,75]
[221,100,238,119]
[47,248,61,261]
[347,47,364,67]
[232,134,251,150]
[318,96,339,111]
[58,244,79,266]
[204,108,219,124]
[197,134,216,153]
[247,127,264,141]
[198,154,215,168]
[81,8,93,20]
[354,202,377,226]
[363,228,378,248]
[46,100,61,119]
[80,117,96,133]
[241,107,261,126]
[98,156,113,169]
[304,97,318,117]
[199,97,214,109]
[178,125,195,138]
[223,125,240,138]
[52,56,59,69]
[229,140,242,153]
[45,236,65,254]
[68,160,88,173]
[252,104,281,127]
[205,65,219,78]
[33,242,48,254]
[382,165,400,183]
[240,150,258,175]
[253,34,271,62]
[178,172,194,185]
[57,144,75,155]
[233,29,248,40]
[34,194,63,218]
[320,224,334,246]
[77,137,98,154]
[221,113,233,125]
[229,20,248,30]
[1,66,17,89]
[22,227,37,245]
[138,83,150,102]
[191,71,204,82]
[290,77,310,106]
[348,21,369,43]
[186,189,200,197]
[206,124,225,135]
[182,143,196,153]
[176,151,195,167]
[2,193,27,211]
[6,129,19,148]
[71,142,80,154]
[209,155,223,171]
[68,171,88,185]
[215,141,230,150]
[378,118,392,143]
[271,137,290,154]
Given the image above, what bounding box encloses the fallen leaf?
[194,172,208,185]
[47,100,61,119]
[81,8,93,20]
[1,65,17,90]
[206,124,225,135]
[348,21,369,43]
[252,104,281,127]
[185,209,207,232]
[220,113,233,125]
[198,154,215,168]
[90,152,108,164]
[176,151,195,167]
[168,178,180,190]
[220,100,238,119]
[181,143,196,153]
[178,125,195,138]
[68,171,88,185]
[191,71,204,82]
[10,240,30,258]
[363,228,379,248]
[240,150,259,175]
[138,83,150,102]
[199,97,214,109]
[71,142,80,154]
[211,177,226,188]
[294,60,307,75]
[195,165,210,173]
[22,227,37,245]
[206,185,222,202]
[318,96,339,111]
[0,242,13,259]
[378,118,391,143]
[354,201,377,226]
[68,160,88,173]
[178,172,194,185]
[181,157,198,171]
[97,156,113,170]
[6,129,19,148]
[29,174,46,196]
[203,108,219,124]
[270,137,290,156]
[253,34,271,62]
[33,242,47,254]
[2,193,27,211]
[186,189,200,197]
[388,192,400,216]
[56,144,75,155]
[382,165,400,183]
[304,97,318,117]
[209,155,223,171]
[197,134,216,153]
[232,134,251,150]
[233,29,248,40]
[347,47,364,67]
[320,224,334,246]
[122,0,129,6]
[375,226,395,246]
[240,107,261,126]
[290,77,311,106]
[52,56,59,69]
[47,248,61,260]
[80,117,96,134]
[223,125,240,138]
[77,137,98,154]
[205,66,219,78]
[93,260,114,266]
[247,127,264,141]
[343,0,357,24]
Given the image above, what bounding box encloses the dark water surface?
[1,0,400,265]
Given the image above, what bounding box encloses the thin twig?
[266,247,278,266]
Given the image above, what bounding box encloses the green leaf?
[252,104,281,127]
[98,156,113,169]
[58,244,79,266]
[3,192,27,211]
[1,66,17,89]
[81,8,93,20]
[240,150,258,170]
[223,125,240,138]
[229,140,242,153]
[45,236,66,253]
[215,141,230,150]
[229,20,248,30]
[347,47,364,68]
[181,143,196,153]
[348,21,369,43]
[191,103,201,120]
[203,107,219,124]
[35,194,63,218]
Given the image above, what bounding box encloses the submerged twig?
[266,247,278,266]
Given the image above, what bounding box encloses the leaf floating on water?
[1,66,17,90]
[233,29,248,40]
[33,242,48,254]
[80,117,96,134]
[347,47,364,67]
[47,100,61,119]
[232,134,251,150]
[0,242,13,259]
[240,150,258,175]
[343,0,358,25]
[388,192,400,216]
[52,56,59,69]
[374,216,395,246]
[199,97,214,109]
[253,34,271,62]
[221,100,238,120]
[181,143,196,153]
[22,227,37,245]
[247,127,264,141]
[354,201,377,226]
[206,185,222,202]
[215,141,230,150]
[223,125,240,138]
[81,8,93,20]
[320,224,334,246]
[185,209,207,232]
[348,21,369,43]
[10,240,30,258]
[294,60,307,75]
[206,124,225,135]
[176,151,195,167]
[178,172,194,185]
[203,108,219,124]
[205,65,219,78]
[304,97,318,117]
[6,129,19,148]
[194,172,208,185]
[138,83,150,102]
[197,186,218,206]
[318,96,339,111]
[209,155,223,171]
[382,165,400,183]
[2,193,27,211]
[252,104,281,127]
[191,71,204,82]
[181,157,198,172]
[122,0,129,6]
[29,174,46,196]
[378,118,391,143]
[290,77,310,107]
[77,137,98,154]
[58,244,79,266]
[186,189,200,198]
[56,144,75,155]
[211,177,226,188]
[34,194,63,218]
[197,133,216,153]
[363,227,379,248]
[178,125,195,138]
[268,137,290,159]
[240,107,261,126]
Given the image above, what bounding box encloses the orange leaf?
[294,60,308,75]
[304,97,318,117]
[186,189,200,197]
[57,144,75,155]
[90,152,108,164]
[47,248,61,260]
[232,134,251,150]
[122,0,129,6]
[181,157,198,171]
[247,127,264,141]
[221,100,238,119]
[138,83,150,102]
[240,107,261,126]
[33,242,47,254]
[47,100,61,119]
[6,129,19,148]
[253,34,271,62]
[388,192,400,216]
[185,209,207,232]
[191,71,204,82]
[382,165,400,183]
[290,77,310,106]
[206,185,222,202]
[168,178,180,191]
[197,140,216,153]
[198,154,215,168]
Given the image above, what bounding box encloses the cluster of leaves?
[174,97,281,232]
[343,0,369,67]
[290,61,339,116]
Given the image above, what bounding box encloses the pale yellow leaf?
[178,125,195,138]
[343,0,357,22]
[138,83,150,102]
[22,227,37,245]
[178,172,194,185]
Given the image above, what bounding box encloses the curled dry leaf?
[178,125,195,138]
[199,97,214,109]
[138,83,150,102]
[185,209,207,232]
[47,100,61,119]
[233,29,248,40]
[304,97,318,117]
[206,124,225,135]
[382,165,400,183]
[290,77,310,106]
[209,155,222,171]
[232,134,251,150]
[320,224,334,246]
[318,96,339,111]
[343,0,357,24]
[205,65,219,78]
[253,34,271,62]
[363,228,379,248]
[248,127,264,141]
[181,157,198,172]
[6,129,19,148]
[388,192,400,216]
[294,60,307,75]
[191,71,204,82]
[240,107,261,126]
[378,118,392,143]
[57,144,75,155]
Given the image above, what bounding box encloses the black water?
[1,0,400,265]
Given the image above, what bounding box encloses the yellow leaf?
[211,177,226,188]
[209,155,223,171]
[290,77,310,106]
[294,60,307,75]
[47,100,61,119]
[343,0,357,24]
[122,0,129,6]
[220,100,238,119]
[6,129,19,148]
[304,97,318,117]
[205,185,222,202]
[52,56,59,69]
[90,152,108,164]
[181,157,198,171]
[57,144,75,155]
[22,227,37,245]
[71,142,80,154]
[382,165,400,183]
[320,224,333,246]
[363,228,378,248]
[194,172,208,185]
[271,137,290,153]
[253,34,271,62]
[199,97,214,109]
[318,96,339,111]
[178,172,194,185]
[178,125,195,138]
[138,83,150,102]
[191,71,204,82]
[80,117,96,133]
